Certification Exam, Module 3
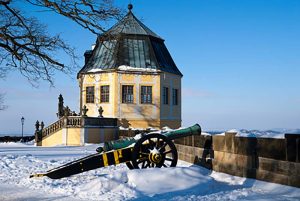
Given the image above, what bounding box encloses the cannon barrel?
[163,123,201,140]
[97,124,201,153]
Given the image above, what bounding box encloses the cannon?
[30,124,201,179]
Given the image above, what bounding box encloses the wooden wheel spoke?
[163,149,172,155]
[165,157,174,162]
[140,152,149,157]
[148,139,155,148]
[137,158,147,164]
[145,161,151,168]
[159,142,167,151]
[141,160,146,168]
[156,137,160,148]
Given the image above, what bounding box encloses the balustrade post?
[63,117,68,128]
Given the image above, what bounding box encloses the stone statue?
[64,106,71,117]
[35,120,40,131]
[98,106,104,117]
[57,94,64,118]
[82,105,88,117]
[40,121,44,130]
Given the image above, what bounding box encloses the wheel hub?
[149,148,162,164]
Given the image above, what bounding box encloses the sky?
[0,0,300,135]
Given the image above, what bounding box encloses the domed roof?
[78,6,182,76]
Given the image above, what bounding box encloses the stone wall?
[175,132,300,188]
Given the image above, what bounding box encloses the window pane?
[86,86,94,103]
[141,86,152,104]
[122,85,134,103]
[163,87,169,105]
[172,88,178,105]
[100,85,109,103]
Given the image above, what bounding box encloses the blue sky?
[0,0,299,134]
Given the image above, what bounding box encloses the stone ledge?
[256,169,288,186]
[212,161,256,178]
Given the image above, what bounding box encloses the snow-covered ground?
[0,142,299,201]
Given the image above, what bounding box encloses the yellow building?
[77,5,183,129]
[36,5,183,146]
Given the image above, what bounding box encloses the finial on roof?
[128,4,133,11]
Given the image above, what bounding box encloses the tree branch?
[0,0,122,86]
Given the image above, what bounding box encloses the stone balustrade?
[42,118,64,137]
[36,116,118,143]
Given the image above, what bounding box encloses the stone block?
[178,152,184,160]
[178,152,194,163]
[285,134,300,162]
[212,162,244,177]
[258,157,289,175]
[194,135,212,148]
[214,151,256,168]
[234,137,257,155]
[225,132,237,153]
[184,136,194,146]
[175,144,182,152]
[288,175,300,188]
[257,138,286,160]
[212,135,226,152]
[180,145,193,155]
[193,147,205,156]
[174,138,185,145]
[174,136,193,146]
[288,161,300,175]
[256,169,288,186]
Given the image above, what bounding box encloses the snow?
[211,129,300,138]
[0,142,299,201]
[86,65,159,73]
[87,68,104,73]
[118,65,159,72]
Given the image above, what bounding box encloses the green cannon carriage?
[30,124,201,179]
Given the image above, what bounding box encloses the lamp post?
[21,116,25,142]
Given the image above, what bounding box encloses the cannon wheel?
[131,133,178,169]
[125,162,134,169]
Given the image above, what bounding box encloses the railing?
[42,118,64,137]
[66,116,82,127]
[36,116,117,141]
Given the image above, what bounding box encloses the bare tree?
[0,0,121,85]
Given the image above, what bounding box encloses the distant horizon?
[1,127,300,137]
